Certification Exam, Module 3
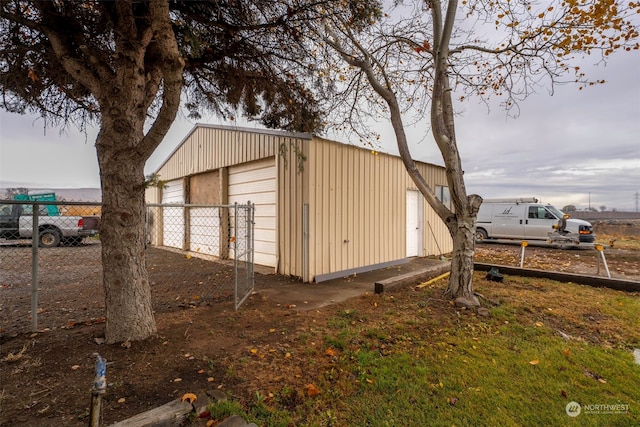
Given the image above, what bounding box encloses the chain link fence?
[1,199,254,333]
[0,199,102,331]
[146,202,254,310]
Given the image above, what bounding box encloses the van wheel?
[475,228,488,241]
[39,230,61,248]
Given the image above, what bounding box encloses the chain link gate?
[146,202,255,310]
[231,203,255,310]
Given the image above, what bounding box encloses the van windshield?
[547,205,564,218]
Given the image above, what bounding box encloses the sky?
[1,33,639,212]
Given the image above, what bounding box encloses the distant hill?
[0,187,102,202]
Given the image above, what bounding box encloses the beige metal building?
[146,124,453,282]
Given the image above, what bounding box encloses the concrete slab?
[374,263,450,293]
[255,258,451,311]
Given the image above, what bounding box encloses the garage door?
[162,179,184,249]
[229,158,277,267]
[189,207,220,256]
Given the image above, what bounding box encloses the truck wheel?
[39,230,61,248]
[475,228,488,241]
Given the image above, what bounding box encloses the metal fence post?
[233,202,238,310]
[31,203,39,332]
[247,202,254,286]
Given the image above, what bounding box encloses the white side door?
[524,205,558,240]
[406,190,422,257]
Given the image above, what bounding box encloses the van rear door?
[524,205,558,240]
[491,203,526,239]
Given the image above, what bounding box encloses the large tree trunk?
[92,0,183,344]
[97,117,156,344]
[429,0,482,305]
[445,199,481,304]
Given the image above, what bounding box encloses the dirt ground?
[1,235,639,426]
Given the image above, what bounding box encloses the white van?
[475,198,595,243]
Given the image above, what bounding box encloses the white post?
[595,244,610,278]
[520,241,528,268]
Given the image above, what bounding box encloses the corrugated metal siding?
[156,126,290,181]
[305,137,452,281]
[277,138,307,278]
[415,163,452,258]
[306,139,402,280]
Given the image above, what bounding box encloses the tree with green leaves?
[0,0,339,343]
[310,0,639,306]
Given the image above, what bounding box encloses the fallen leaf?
[325,348,337,357]
[206,420,215,427]
[563,348,571,356]
[71,365,81,371]
[207,377,214,382]
[197,369,204,374]
[535,322,543,327]
[118,398,126,404]
[269,328,276,333]
[94,337,105,345]
[174,378,182,382]
[598,378,607,384]
[250,348,258,355]
[2,344,27,362]
[181,393,197,404]
[305,384,321,397]
[285,352,291,358]
[529,360,540,365]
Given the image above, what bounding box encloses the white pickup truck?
[0,201,100,247]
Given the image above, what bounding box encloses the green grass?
[206,276,640,426]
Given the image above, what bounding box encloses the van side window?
[529,206,556,219]
[528,207,540,218]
